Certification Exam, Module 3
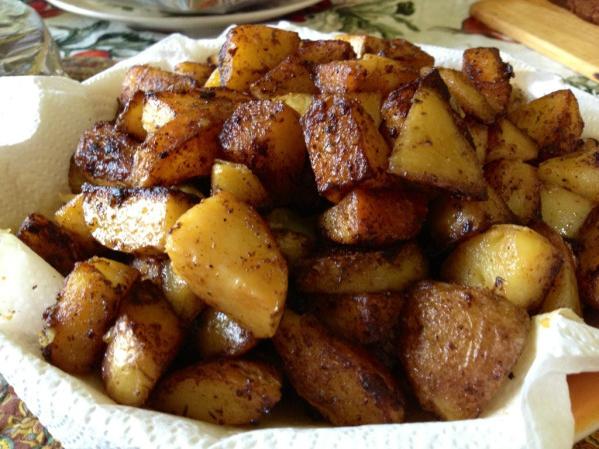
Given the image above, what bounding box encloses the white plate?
[45,0,321,31]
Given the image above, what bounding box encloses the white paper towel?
[1,25,599,449]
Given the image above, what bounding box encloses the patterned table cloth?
[3,1,599,448]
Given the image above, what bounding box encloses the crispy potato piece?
[540,183,595,239]
[249,56,318,98]
[54,193,98,253]
[220,100,306,202]
[485,159,541,223]
[538,139,599,202]
[166,193,288,338]
[152,359,282,425]
[427,186,514,249]
[296,241,428,294]
[40,257,138,374]
[462,47,513,114]
[273,311,405,425]
[102,282,183,406]
[399,281,529,420]
[576,207,599,310]
[319,187,427,246]
[315,54,419,95]
[115,91,147,141]
[388,82,486,199]
[465,119,488,163]
[486,118,538,162]
[211,159,270,208]
[442,224,563,310]
[174,61,215,84]
[509,89,583,159]
[73,122,137,187]
[309,292,404,345]
[275,93,314,116]
[297,39,356,64]
[530,221,582,315]
[302,95,390,203]
[438,68,497,124]
[192,308,257,359]
[219,25,300,91]
[17,213,88,276]
[82,185,196,255]
[119,65,199,105]
[381,81,418,143]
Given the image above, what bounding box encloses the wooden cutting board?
[471,0,599,81]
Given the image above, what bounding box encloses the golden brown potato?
[174,61,215,84]
[302,95,390,203]
[540,183,595,239]
[509,89,583,159]
[119,65,199,105]
[115,91,147,141]
[486,118,538,162]
[399,281,529,420]
[249,56,317,98]
[102,281,183,406]
[17,213,88,276]
[220,100,306,202]
[462,47,513,114]
[54,193,98,253]
[380,81,418,143]
[297,39,356,64]
[442,224,563,310]
[152,359,282,425]
[211,159,270,208]
[192,308,257,359]
[538,139,599,202]
[485,159,541,223]
[296,241,428,294]
[273,311,405,425]
[438,68,497,124]
[319,187,427,246]
[166,193,288,338]
[82,185,196,255]
[576,206,599,310]
[218,25,300,91]
[40,257,138,374]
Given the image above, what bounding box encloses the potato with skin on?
[485,159,541,224]
[82,185,196,255]
[115,91,147,141]
[166,192,288,338]
[485,118,538,162]
[319,187,428,246]
[54,193,98,254]
[273,311,405,425]
[438,68,497,124]
[509,89,583,159]
[211,159,270,208]
[399,281,529,421]
[40,257,138,374]
[152,359,282,425]
[249,56,318,99]
[441,224,563,311]
[119,64,199,105]
[576,206,599,310]
[540,183,596,239]
[296,241,428,294]
[174,61,215,84]
[102,281,183,406]
[218,25,300,91]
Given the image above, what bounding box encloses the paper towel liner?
[1,23,599,449]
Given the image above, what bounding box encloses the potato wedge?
[119,65,199,105]
[174,61,215,84]
[540,183,595,239]
[152,359,282,425]
[102,281,183,406]
[166,193,288,338]
[249,56,318,98]
[486,118,538,162]
[438,68,497,124]
[115,91,147,141]
[273,311,405,425]
[82,185,196,255]
[54,193,98,253]
[399,281,529,420]
[211,159,270,208]
[441,224,563,310]
[40,257,138,374]
[576,207,599,310]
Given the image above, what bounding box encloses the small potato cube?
[211,159,270,208]
[83,185,196,254]
[219,25,300,91]
[540,183,595,239]
[509,89,583,159]
[441,224,563,310]
[119,65,199,105]
[249,56,318,98]
[486,118,538,162]
[297,39,356,64]
[399,281,529,420]
[115,91,147,141]
[152,359,282,425]
[273,311,405,425]
[40,257,138,374]
[54,193,98,253]
[576,207,599,310]
[102,282,183,406]
[381,81,418,143]
[296,241,428,294]
[319,187,427,246]
[485,159,541,223]
[438,68,497,124]
[174,61,215,84]
[166,193,288,338]
[302,95,390,203]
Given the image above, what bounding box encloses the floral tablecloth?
[3,1,599,448]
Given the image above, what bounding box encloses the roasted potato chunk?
[102,281,183,406]
[302,95,390,203]
[40,257,138,374]
[486,118,538,162]
[296,241,427,294]
[438,68,497,124]
[152,359,282,425]
[82,185,196,254]
[576,207,599,310]
[319,187,427,246]
[115,91,146,141]
[54,193,98,253]
[297,39,356,64]
[174,61,215,84]
[442,224,563,310]
[273,311,405,425]
[249,56,318,98]
[119,65,199,105]
[540,183,595,239]
[166,193,288,338]
[399,281,529,420]
[211,159,270,208]
[509,89,583,159]
[220,100,306,202]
